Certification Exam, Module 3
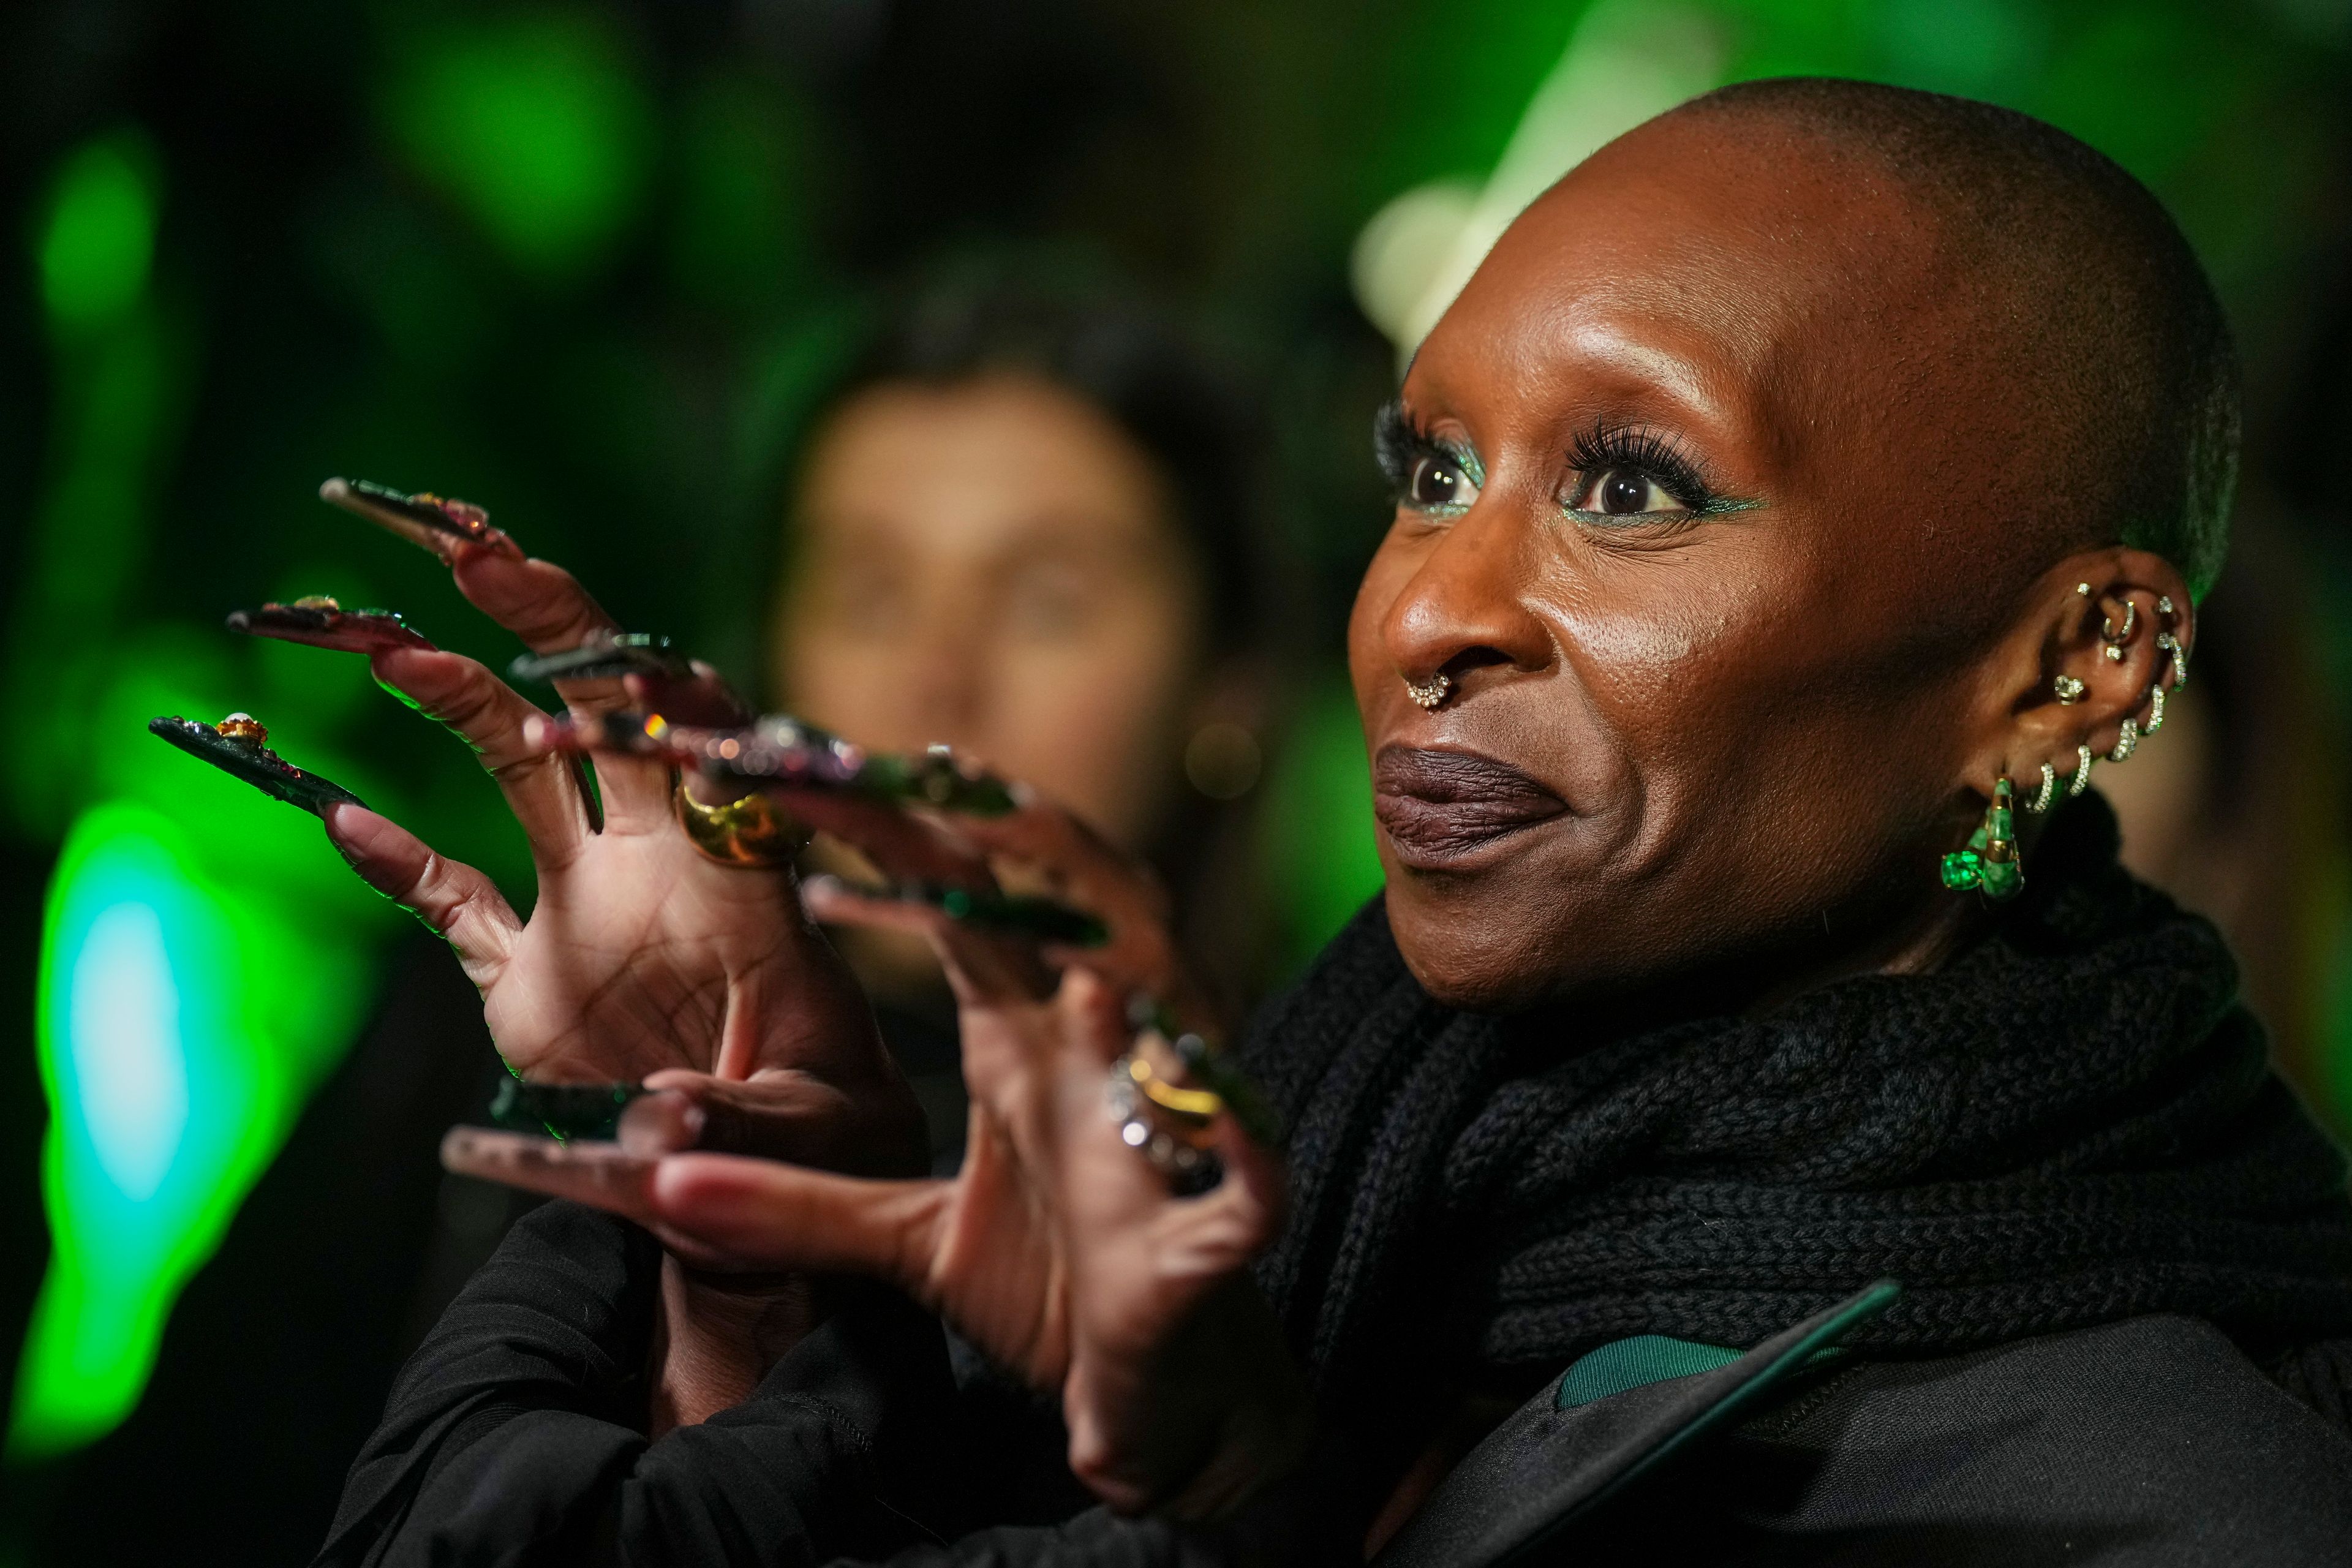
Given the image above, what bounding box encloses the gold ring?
[1126,1050,1224,1121]
[672,775,810,867]
[1106,1043,1223,1187]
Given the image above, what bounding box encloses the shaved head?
[1672,77,2239,598]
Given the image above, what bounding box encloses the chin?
[1381,878,1579,1014]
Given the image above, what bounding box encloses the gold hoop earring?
[2108,717,2139,763]
[2068,744,2095,797]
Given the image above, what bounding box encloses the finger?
[804,875,1056,1005]
[447,548,674,820]
[371,645,592,860]
[637,1067,923,1177]
[323,803,520,986]
[443,1126,659,1224]
[649,1152,951,1284]
[1201,1113,1286,1248]
[773,788,995,888]
[624,662,752,728]
[954,802,1168,921]
[617,1088,705,1155]
[448,546,618,659]
[1058,969,1133,1069]
[439,1127,743,1272]
[955,803,1196,1013]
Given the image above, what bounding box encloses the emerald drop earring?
[1940,777,2023,901]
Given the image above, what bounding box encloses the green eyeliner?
[1560,494,1765,524]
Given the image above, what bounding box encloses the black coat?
[320,801,2352,1564]
[315,1202,2352,1566]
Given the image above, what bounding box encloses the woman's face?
[1351,119,2016,1011]
[774,374,1202,848]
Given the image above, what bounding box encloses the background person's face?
[773,375,1203,848]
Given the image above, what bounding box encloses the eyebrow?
[1559,322,1719,412]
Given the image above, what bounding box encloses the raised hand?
[312,516,922,1174]
[446,787,1311,1518]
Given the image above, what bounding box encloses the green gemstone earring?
[1940,777,2024,900]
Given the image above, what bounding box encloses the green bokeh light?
[379,10,655,281]
[9,129,401,1460]
[1264,679,1386,976]
[9,801,375,1458]
[34,133,159,333]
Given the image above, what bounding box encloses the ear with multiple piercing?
[1953,584,2187,902]
[2049,581,2185,779]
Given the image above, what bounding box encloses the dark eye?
[1567,466,1677,516]
[1406,454,1477,511]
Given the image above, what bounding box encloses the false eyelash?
[1564,420,1716,513]
[1373,399,1431,494]
[1373,399,1477,497]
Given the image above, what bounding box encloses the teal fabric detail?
[1501,1282,1904,1565]
[1551,1279,1903,1418]
[1555,1336,1741,1410]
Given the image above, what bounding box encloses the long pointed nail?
[320,477,520,562]
[568,752,604,834]
[488,1078,642,1140]
[439,1126,657,1205]
[617,1090,706,1155]
[148,712,368,816]
[822,876,1107,946]
[228,596,435,655]
[508,632,689,684]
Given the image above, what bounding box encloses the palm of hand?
[323,543,904,1133]
[483,821,859,1085]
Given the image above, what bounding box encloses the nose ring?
[1404,672,1453,710]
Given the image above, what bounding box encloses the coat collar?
[1377,1280,1900,1567]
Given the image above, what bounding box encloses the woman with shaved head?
[317,81,2352,1565]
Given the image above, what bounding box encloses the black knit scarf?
[1240,795,2352,1404]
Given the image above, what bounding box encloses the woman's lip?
[1372,745,1567,864]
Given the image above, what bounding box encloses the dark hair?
[1679,78,2240,599]
[770,258,1268,650]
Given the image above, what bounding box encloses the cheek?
[988,604,1196,839]
[1526,574,1754,844]
[1554,553,1942,926]
[774,617,916,740]
[1547,549,1785,713]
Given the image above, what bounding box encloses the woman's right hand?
[323,533,924,1174]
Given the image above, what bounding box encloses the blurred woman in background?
[761,270,1280,1156]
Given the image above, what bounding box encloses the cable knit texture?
[1240,794,2352,1401]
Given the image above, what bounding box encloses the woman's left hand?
[450,931,1310,1518]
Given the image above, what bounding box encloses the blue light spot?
[67,901,187,1202]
